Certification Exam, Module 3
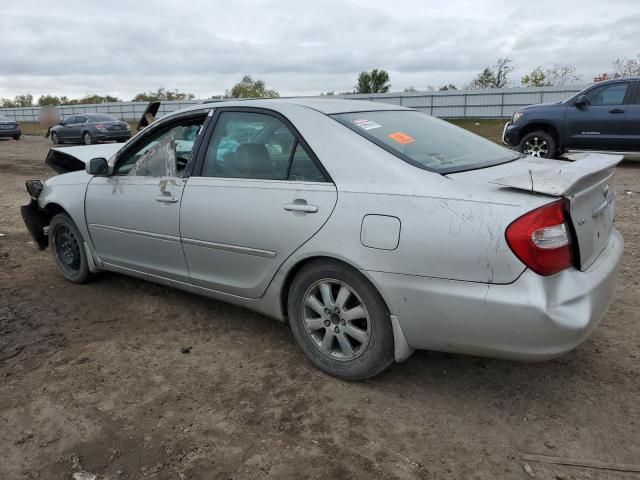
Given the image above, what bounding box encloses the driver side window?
[585,82,629,106]
[115,118,205,177]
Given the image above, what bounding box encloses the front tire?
[13,135,20,141]
[518,130,556,159]
[288,260,394,381]
[49,213,90,284]
[51,132,60,145]
[83,131,94,145]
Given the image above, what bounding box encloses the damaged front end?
[21,196,49,250]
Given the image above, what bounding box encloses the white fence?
[0,85,587,123]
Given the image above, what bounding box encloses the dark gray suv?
[503,78,640,158]
[50,113,131,145]
[0,114,21,140]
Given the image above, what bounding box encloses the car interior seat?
[235,143,275,179]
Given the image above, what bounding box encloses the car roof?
[589,77,640,86]
[171,97,408,117]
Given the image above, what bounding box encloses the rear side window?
[333,110,518,174]
[90,114,118,122]
[200,111,327,182]
[289,144,325,182]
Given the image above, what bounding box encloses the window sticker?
[388,132,415,144]
[352,119,382,131]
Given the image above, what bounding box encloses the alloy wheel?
[302,278,371,361]
[84,133,92,145]
[523,136,548,157]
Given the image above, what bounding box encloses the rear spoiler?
[490,153,623,196]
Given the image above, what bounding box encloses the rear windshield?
[333,110,518,174]
[89,114,118,122]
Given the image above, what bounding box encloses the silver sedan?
[21,98,623,380]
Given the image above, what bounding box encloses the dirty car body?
[21,98,623,380]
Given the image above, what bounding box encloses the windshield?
[333,110,518,174]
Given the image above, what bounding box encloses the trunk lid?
[446,154,622,270]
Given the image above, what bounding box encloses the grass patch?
[447,118,506,144]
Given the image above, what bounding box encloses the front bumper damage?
[21,200,49,250]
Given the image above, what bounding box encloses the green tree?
[77,94,121,104]
[598,54,640,80]
[356,69,391,94]
[38,94,61,106]
[132,88,195,102]
[521,67,550,87]
[469,68,496,88]
[522,65,582,87]
[226,75,279,98]
[469,58,514,88]
[403,86,417,93]
[439,84,457,91]
[1,94,34,107]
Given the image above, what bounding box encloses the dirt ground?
[1,136,639,480]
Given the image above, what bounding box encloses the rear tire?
[83,131,94,145]
[287,260,394,381]
[518,130,556,159]
[13,135,20,141]
[49,213,90,284]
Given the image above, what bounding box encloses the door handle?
[609,108,625,114]
[155,195,179,203]
[284,203,318,213]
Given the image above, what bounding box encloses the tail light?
[505,200,573,276]
[95,123,107,130]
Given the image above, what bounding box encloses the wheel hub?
[302,279,371,361]
[54,226,80,273]
[524,137,548,157]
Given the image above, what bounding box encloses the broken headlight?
[26,179,43,200]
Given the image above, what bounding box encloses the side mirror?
[87,157,109,176]
[58,120,64,126]
[574,95,589,108]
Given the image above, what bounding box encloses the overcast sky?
[1,0,638,100]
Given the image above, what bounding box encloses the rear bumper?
[0,127,21,138]
[502,121,521,146]
[367,229,623,361]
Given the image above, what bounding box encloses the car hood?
[519,101,565,112]
[45,143,122,174]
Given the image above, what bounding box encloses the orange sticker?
[388,132,415,144]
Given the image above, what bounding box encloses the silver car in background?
[21,98,623,380]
